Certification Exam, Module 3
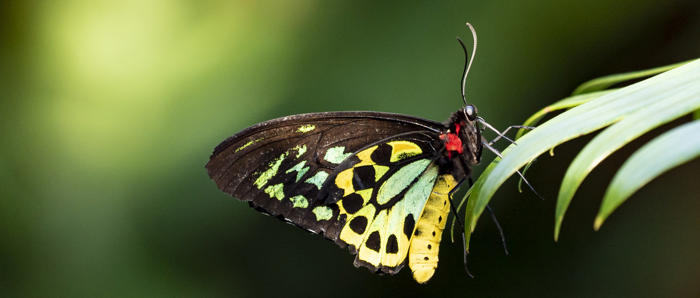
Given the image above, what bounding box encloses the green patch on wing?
[297,124,316,133]
[305,171,329,189]
[254,145,309,189]
[264,183,285,200]
[235,138,263,153]
[254,152,288,189]
[376,159,431,205]
[293,144,307,158]
[285,161,309,182]
[324,146,352,164]
[312,206,333,221]
[402,165,439,218]
[289,195,309,208]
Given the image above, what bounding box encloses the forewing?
[206,111,445,238]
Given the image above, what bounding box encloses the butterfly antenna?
[486,204,509,255]
[457,22,478,107]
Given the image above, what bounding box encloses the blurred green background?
[1,1,699,297]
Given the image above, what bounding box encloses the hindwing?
[336,158,441,273]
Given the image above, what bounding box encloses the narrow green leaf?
[513,91,614,187]
[555,81,700,241]
[572,60,691,95]
[463,59,700,250]
[516,61,691,189]
[595,120,700,229]
[515,90,615,139]
[693,109,700,120]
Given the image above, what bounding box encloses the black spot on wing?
[370,143,392,165]
[349,216,368,234]
[386,235,399,254]
[403,215,415,238]
[342,193,364,214]
[366,231,381,252]
[352,166,375,190]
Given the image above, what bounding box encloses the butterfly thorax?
[439,108,482,171]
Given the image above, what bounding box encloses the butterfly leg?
[485,204,509,255]
[477,117,519,145]
[478,117,535,146]
[454,181,509,277]
[487,125,535,146]
[481,139,543,200]
[444,176,477,279]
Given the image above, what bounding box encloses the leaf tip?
[593,217,604,231]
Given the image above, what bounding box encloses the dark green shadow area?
[1,1,699,297]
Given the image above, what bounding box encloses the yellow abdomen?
[408,174,456,283]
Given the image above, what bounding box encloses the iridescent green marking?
[312,206,333,221]
[324,146,352,164]
[296,124,316,133]
[254,152,288,189]
[285,161,309,182]
[253,145,306,189]
[305,171,329,190]
[403,165,438,220]
[293,144,307,158]
[235,138,262,153]
[376,159,431,205]
[289,195,309,208]
[264,183,285,200]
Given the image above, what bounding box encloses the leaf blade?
[594,120,700,229]
[554,81,700,240]
[463,59,700,250]
[515,90,616,139]
[572,60,691,95]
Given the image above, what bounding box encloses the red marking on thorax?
[440,123,463,158]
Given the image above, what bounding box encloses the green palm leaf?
[595,120,700,229]
[515,89,616,139]
[462,58,700,250]
[571,61,690,95]
[555,80,700,240]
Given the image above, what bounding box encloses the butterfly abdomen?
[408,174,456,283]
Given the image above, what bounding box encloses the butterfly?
[205,24,532,283]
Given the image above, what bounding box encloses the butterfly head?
[441,106,482,165]
[448,23,481,165]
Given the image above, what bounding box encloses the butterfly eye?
[464,105,477,120]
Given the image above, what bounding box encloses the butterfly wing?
[206,111,456,278]
[207,111,444,227]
